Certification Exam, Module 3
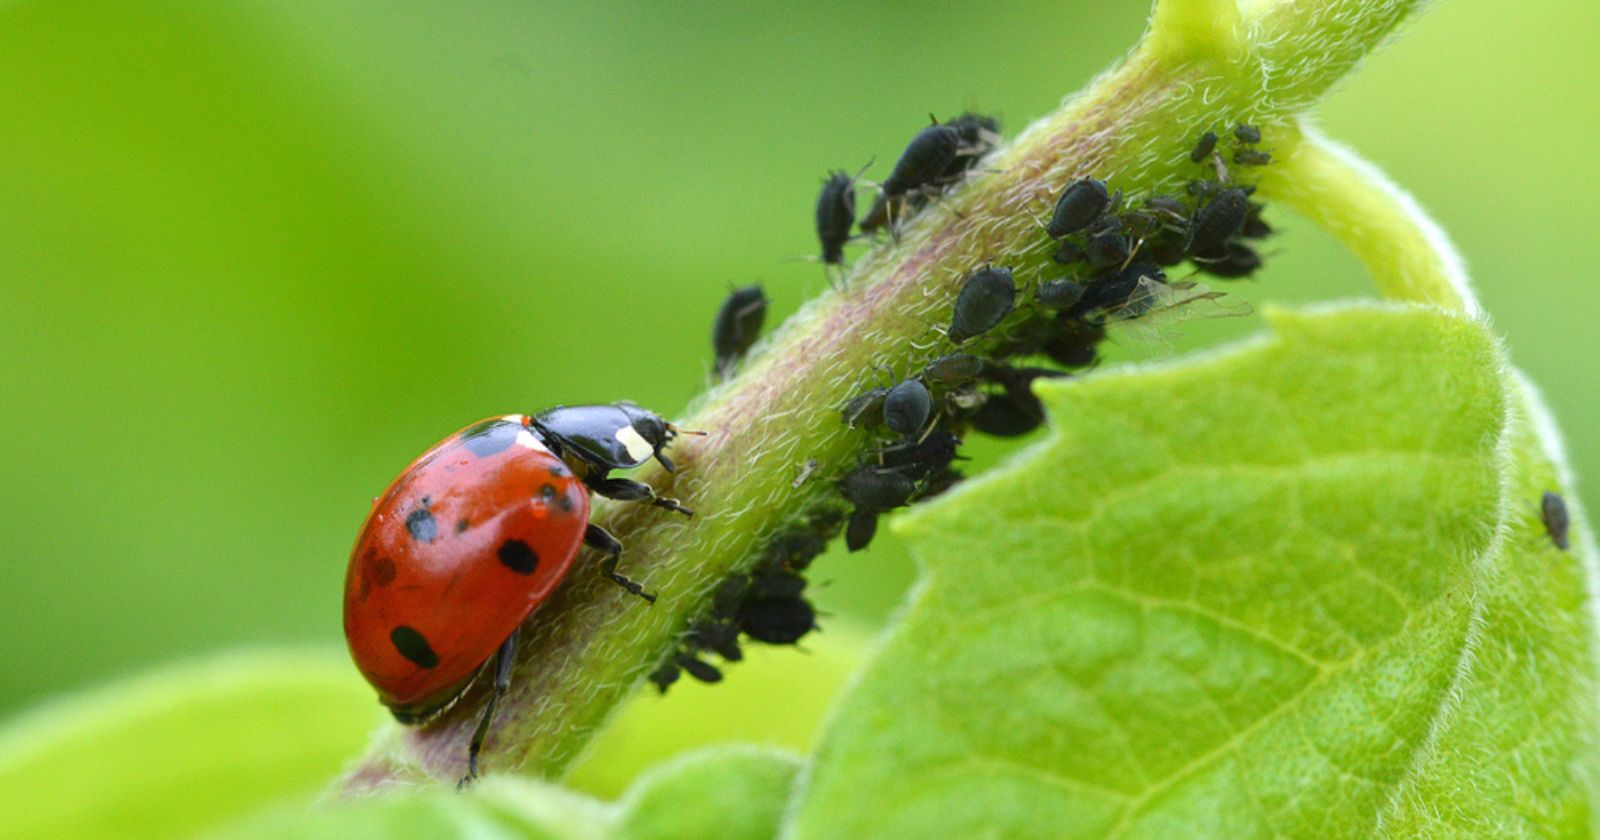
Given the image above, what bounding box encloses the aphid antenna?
[847,157,875,184]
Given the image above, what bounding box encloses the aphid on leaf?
[1233,123,1262,144]
[1233,150,1272,167]
[1189,130,1218,163]
[1543,491,1571,551]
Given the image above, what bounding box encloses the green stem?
[338,0,1437,791]
[1256,122,1479,315]
[1248,0,1434,110]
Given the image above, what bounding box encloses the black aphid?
[688,621,743,661]
[648,661,681,692]
[1145,194,1188,218]
[1053,240,1086,265]
[709,575,750,619]
[1072,264,1165,322]
[678,654,723,684]
[712,285,768,374]
[857,193,897,235]
[1242,202,1273,239]
[1085,230,1131,269]
[1543,491,1571,551]
[948,266,1017,344]
[739,596,816,644]
[1189,130,1218,163]
[942,112,1001,178]
[1047,178,1111,238]
[840,465,917,511]
[882,123,962,197]
[846,509,878,552]
[1035,278,1087,311]
[923,352,986,386]
[768,531,826,572]
[1044,320,1105,368]
[1234,123,1262,144]
[1187,187,1250,257]
[876,430,962,482]
[815,171,858,265]
[1233,150,1271,167]
[1196,241,1262,279]
[971,392,1045,438]
[883,379,932,437]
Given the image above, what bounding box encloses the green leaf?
[205,776,608,840]
[788,304,1600,838]
[611,746,801,840]
[212,746,798,840]
[0,649,376,840]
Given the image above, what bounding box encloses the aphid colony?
[656,118,1276,690]
[344,114,1277,779]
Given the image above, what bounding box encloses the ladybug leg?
[460,628,519,790]
[588,477,694,518]
[584,523,658,603]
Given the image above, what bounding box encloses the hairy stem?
[339,0,1436,790]
[1256,122,1478,315]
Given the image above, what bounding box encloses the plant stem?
[1256,122,1479,316]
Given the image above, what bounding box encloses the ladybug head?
[615,402,702,474]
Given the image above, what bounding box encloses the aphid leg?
[584,523,656,603]
[918,184,966,219]
[459,628,519,791]
[589,477,694,517]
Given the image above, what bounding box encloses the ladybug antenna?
[668,424,708,437]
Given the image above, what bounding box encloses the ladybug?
[343,403,694,784]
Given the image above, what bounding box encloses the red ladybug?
[343,404,693,783]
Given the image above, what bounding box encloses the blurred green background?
[0,0,1594,720]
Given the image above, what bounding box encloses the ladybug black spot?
[557,493,576,513]
[455,518,470,534]
[498,539,540,575]
[405,508,438,543]
[540,484,558,501]
[391,626,439,669]
[461,419,520,458]
[370,556,397,587]
[549,464,569,478]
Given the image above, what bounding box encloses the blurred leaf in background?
[0,0,1594,739]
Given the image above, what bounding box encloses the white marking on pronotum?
[514,429,549,453]
[615,425,654,462]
